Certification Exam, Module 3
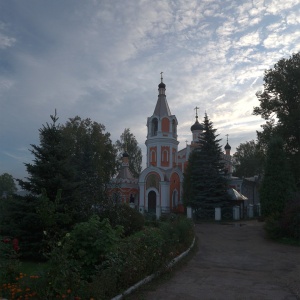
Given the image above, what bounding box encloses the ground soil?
[127,221,300,300]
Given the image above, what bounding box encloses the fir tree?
[260,136,295,217]
[183,113,230,209]
[18,112,76,202]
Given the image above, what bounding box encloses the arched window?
[150,150,156,163]
[151,118,158,136]
[162,149,169,162]
[172,190,178,208]
[172,119,177,137]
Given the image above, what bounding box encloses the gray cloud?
[0,0,299,180]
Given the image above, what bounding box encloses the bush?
[28,215,122,299]
[0,237,20,284]
[264,213,283,239]
[99,202,145,236]
[90,216,194,299]
[264,194,300,241]
[91,227,167,299]
[281,197,300,240]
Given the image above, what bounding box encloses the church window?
[172,119,177,137]
[150,150,156,163]
[162,118,170,133]
[151,118,158,136]
[162,149,169,162]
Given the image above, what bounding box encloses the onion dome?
[224,135,231,150]
[191,106,203,131]
[158,81,166,89]
[224,142,231,150]
[191,119,203,131]
[158,71,166,89]
[123,151,129,157]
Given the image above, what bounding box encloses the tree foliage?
[0,194,44,260]
[260,137,296,217]
[253,52,300,187]
[17,112,117,225]
[17,112,75,202]
[233,140,264,177]
[115,128,142,178]
[183,113,230,209]
[61,116,117,219]
[0,173,17,198]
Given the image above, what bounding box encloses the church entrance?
[148,191,156,214]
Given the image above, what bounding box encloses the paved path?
[132,221,300,300]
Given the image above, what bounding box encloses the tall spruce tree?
[260,136,295,217]
[18,111,76,204]
[183,113,230,209]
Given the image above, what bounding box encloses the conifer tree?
[183,113,230,209]
[18,111,75,203]
[260,136,295,217]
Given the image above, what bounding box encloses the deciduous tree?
[115,128,142,178]
[260,137,295,217]
[233,140,264,178]
[0,173,17,198]
[253,52,300,187]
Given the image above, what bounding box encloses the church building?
[108,74,233,217]
[138,74,183,217]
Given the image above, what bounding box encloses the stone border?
[111,237,196,300]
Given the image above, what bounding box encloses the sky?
[1,0,300,186]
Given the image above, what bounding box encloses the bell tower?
[145,73,179,169]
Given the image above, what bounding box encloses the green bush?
[265,195,300,242]
[264,213,283,239]
[281,198,300,240]
[1,215,194,299]
[91,227,167,299]
[90,216,195,299]
[29,215,122,298]
[99,202,145,236]
[0,237,20,284]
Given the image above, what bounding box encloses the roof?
[191,119,203,131]
[227,188,248,201]
[153,94,172,117]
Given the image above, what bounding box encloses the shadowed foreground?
[131,221,300,300]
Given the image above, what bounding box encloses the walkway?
[132,221,300,300]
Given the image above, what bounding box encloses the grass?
[19,260,49,275]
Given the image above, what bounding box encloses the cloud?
[0,0,299,179]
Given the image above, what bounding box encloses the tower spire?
[224,134,231,154]
[160,71,163,83]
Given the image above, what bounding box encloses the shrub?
[91,227,167,299]
[265,194,300,241]
[99,202,145,236]
[0,237,21,284]
[90,216,195,299]
[280,197,300,240]
[264,213,283,239]
[29,215,122,299]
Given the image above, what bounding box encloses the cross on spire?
[194,106,199,119]
[160,71,163,83]
[226,134,229,143]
